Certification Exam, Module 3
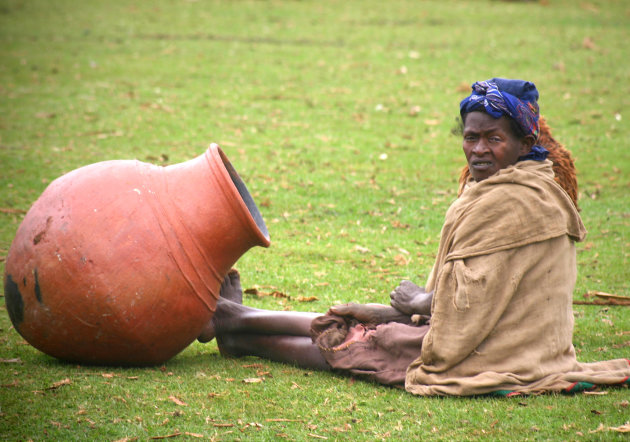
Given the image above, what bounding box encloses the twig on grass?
[574,291,630,306]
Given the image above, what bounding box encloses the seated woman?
[199,78,630,396]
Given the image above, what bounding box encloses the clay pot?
[3,144,269,366]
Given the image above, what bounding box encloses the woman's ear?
[520,134,536,156]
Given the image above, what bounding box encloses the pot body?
[4,144,269,365]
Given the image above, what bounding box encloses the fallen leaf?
[609,423,630,433]
[297,296,318,302]
[617,400,629,408]
[244,287,290,299]
[184,432,204,438]
[580,2,599,13]
[2,380,19,388]
[409,105,421,116]
[391,220,410,229]
[583,390,608,395]
[35,111,56,119]
[242,363,264,368]
[212,423,234,427]
[0,358,23,363]
[455,81,470,93]
[150,432,181,440]
[582,36,597,50]
[0,208,27,215]
[354,245,369,254]
[590,409,603,415]
[242,377,264,384]
[266,418,304,422]
[47,378,71,390]
[393,254,411,266]
[168,395,188,406]
[588,423,605,433]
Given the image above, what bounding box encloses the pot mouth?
[212,144,270,246]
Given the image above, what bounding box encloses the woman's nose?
[472,139,489,155]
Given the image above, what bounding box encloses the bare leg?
[198,272,413,372]
[218,333,330,371]
[198,270,320,342]
[199,298,321,343]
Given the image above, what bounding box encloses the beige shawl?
[405,160,630,396]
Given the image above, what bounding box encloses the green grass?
[1,0,629,439]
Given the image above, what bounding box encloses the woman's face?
[462,111,532,182]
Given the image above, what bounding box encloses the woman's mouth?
[471,160,493,169]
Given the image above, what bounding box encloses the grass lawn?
[1,0,628,439]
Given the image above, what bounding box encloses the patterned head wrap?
[460,78,548,161]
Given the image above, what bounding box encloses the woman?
[200,79,630,396]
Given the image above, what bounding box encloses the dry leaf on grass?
[0,208,27,215]
[149,432,181,439]
[47,378,71,390]
[582,36,597,50]
[353,245,369,254]
[609,423,630,433]
[168,395,188,406]
[245,287,290,299]
[266,418,304,422]
[242,377,264,384]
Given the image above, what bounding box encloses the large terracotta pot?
[3,144,270,366]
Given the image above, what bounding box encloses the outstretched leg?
[197,271,414,372]
[218,333,330,371]
[199,297,321,342]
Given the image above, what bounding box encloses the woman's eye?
[489,137,501,143]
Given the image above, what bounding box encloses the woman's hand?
[390,280,433,316]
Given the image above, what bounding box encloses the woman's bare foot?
[219,268,243,303]
[197,270,245,343]
[390,280,433,316]
[198,297,249,342]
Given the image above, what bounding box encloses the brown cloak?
[405,160,630,396]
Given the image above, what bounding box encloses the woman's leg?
[198,298,321,342]
[197,270,412,371]
[218,333,330,371]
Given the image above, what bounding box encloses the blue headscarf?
[459,78,548,161]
